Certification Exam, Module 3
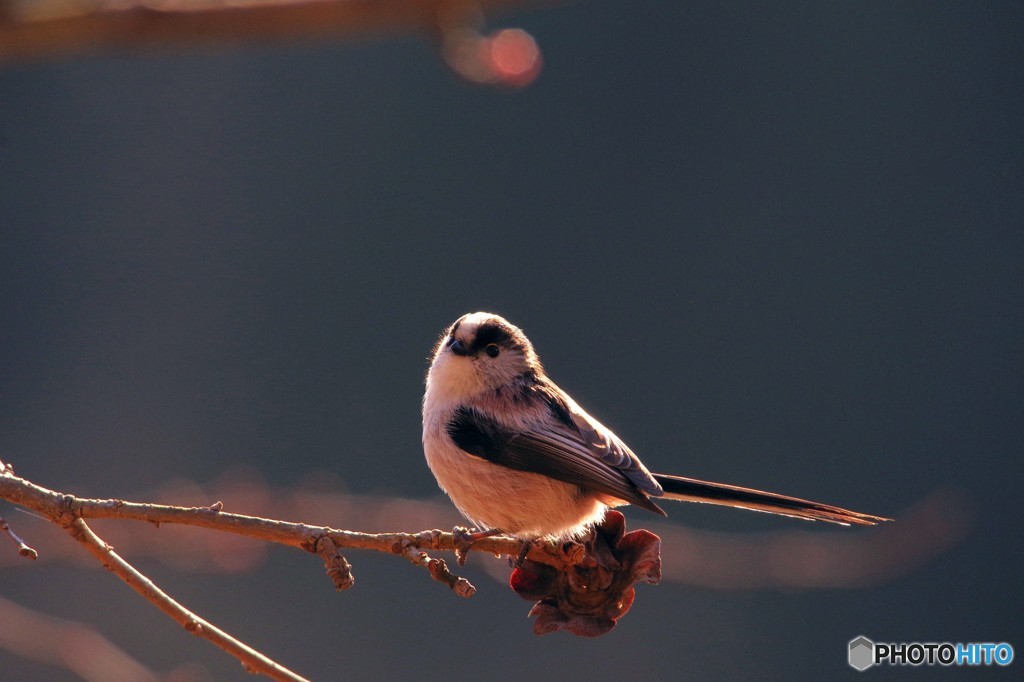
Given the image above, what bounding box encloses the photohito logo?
[848,636,1014,671]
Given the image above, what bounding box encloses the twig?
[0,516,38,560]
[395,537,476,598]
[63,515,310,682]
[312,535,355,591]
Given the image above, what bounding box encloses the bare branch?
[0,466,571,569]
[0,464,969,591]
[0,459,578,677]
[312,534,355,591]
[63,515,310,682]
[396,536,477,597]
[0,516,38,560]
[0,461,970,667]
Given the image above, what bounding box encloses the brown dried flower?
[509,511,662,637]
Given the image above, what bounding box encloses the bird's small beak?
[448,337,469,356]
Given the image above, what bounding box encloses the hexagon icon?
[848,636,875,671]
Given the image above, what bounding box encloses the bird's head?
[426,312,541,400]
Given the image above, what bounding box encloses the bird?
[421,312,889,544]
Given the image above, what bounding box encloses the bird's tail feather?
[651,473,890,526]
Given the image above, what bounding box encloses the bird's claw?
[452,526,500,566]
[513,539,534,567]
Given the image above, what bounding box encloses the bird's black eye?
[485,343,500,358]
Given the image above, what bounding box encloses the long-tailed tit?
[422,312,888,541]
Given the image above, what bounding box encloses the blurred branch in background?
[0,593,166,682]
[656,488,972,589]
[0,0,551,86]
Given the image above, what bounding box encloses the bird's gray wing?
[533,378,664,496]
[446,404,666,516]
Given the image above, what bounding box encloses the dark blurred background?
[1,0,1021,679]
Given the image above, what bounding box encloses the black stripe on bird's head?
[443,312,541,373]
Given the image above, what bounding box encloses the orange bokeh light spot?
[485,28,542,88]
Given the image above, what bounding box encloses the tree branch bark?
[0,462,566,568]
[65,515,310,682]
[0,457,577,678]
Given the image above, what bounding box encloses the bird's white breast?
[422,379,607,540]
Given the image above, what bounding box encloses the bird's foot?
[509,539,584,568]
[452,526,501,566]
[513,539,534,568]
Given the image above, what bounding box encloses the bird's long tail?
[651,473,890,526]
